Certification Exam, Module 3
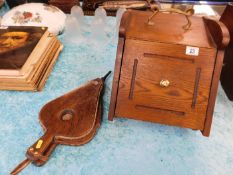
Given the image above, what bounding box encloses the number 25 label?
[186,46,199,56]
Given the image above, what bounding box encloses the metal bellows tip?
[102,71,112,81]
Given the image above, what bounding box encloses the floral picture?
[11,11,42,24]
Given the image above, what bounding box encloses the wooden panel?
[115,39,216,130]
[108,37,125,121]
[124,10,216,48]
[202,51,225,136]
[202,17,230,136]
[122,54,196,111]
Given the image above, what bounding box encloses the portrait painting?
[0,27,44,69]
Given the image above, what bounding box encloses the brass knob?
[160,79,170,87]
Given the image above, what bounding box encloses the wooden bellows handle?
[26,131,55,163]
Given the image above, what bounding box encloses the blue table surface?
[1,3,233,175]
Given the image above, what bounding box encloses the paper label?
[186,46,199,56]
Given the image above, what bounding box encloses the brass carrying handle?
[147,7,194,30]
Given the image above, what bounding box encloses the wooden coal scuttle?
[108,10,230,136]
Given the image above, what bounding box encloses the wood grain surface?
[115,39,215,130]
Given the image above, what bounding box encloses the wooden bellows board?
[11,72,111,175]
[108,10,229,136]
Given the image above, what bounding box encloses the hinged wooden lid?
[120,10,216,48]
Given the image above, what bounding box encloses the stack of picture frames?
[0,26,63,91]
